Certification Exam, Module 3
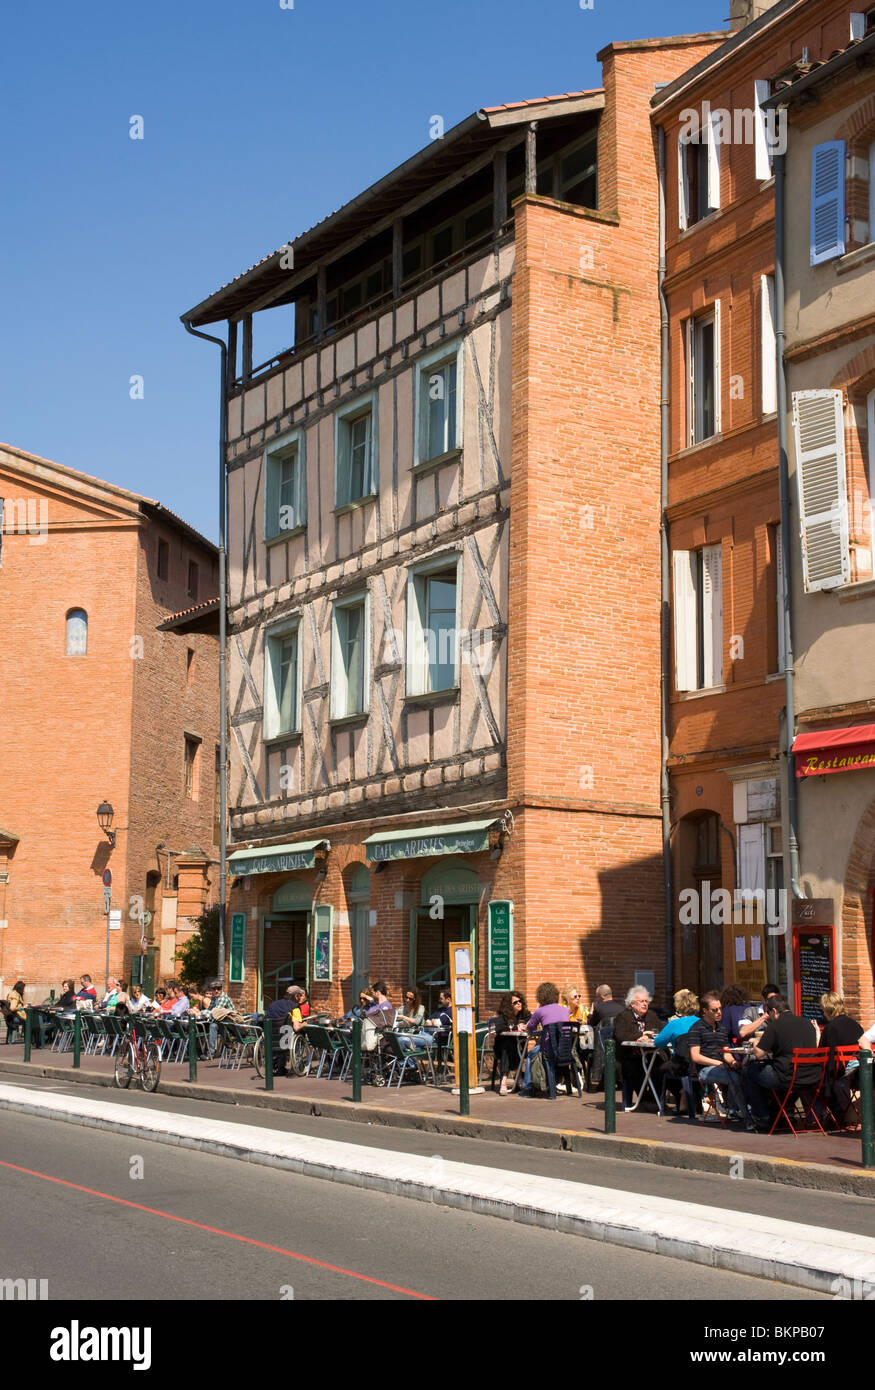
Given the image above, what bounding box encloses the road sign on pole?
[102,887,112,914]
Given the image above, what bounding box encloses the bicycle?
[114,1023,161,1092]
[253,1025,313,1078]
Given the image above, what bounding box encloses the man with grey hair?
[613,987,663,1110]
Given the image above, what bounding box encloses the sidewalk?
[3,1044,872,1197]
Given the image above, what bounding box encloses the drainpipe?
[182,318,229,977]
[774,150,804,901]
[657,124,674,999]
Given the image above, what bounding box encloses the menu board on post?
[488,900,513,992]
[448,940,479,1092]
[791,924,835,1020]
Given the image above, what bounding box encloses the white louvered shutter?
[706,108,721,210]
[754,81,772,181]
[760,274,777,415]
[678,135,688,231]
[673,550,697,691]
[792,390,850,591]
[810,142,846,265]
[702,543,723,687]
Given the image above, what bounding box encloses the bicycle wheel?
[114,1039,135,1089]
[289,1031,311,1076]
[141,1041,161,1093]
[252,1034,265,1077]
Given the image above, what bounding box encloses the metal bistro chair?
[768,1047,829,1137]
[383,1029,436,1088]
[82,1013,108,1056]
[219,1020,261,1070]
[304,1024,349,1080]
[51,1014,77,1053]
[102,1014,127,1057]
[821,1045,864,1131]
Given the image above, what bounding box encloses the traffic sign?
[102,886,112,913]
[102,869,112,887]
[109,910,122,931]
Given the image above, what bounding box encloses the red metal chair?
[768,1047,828,1136]
[820,1045,863,1131]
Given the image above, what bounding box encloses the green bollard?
[263,1017,274,1092]
[188,1019,198,1083]
[49,990,55,1003]
[604,1038,616,1134]
[860,1048,873,1170]
[23,1008,32,1063]
[352,1018,362,1103]
[73,1011,82,1068]
[458,1030,470,1116]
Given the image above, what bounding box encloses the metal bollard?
[23,1008,32,1063]
[73,1010,82,1068]
[604,1038,616,1134]
[860,1048,873,1170]
[459,1030,470,1116]
[188,1019,198,1083]
[352,1018,362,1103]
[263,1017,274,1092]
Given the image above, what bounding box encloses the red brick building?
[0,444,221,1002]
[182,28,724,1016]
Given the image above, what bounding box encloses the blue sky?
[2,0,725,540]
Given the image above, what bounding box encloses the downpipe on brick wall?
[657,124,674,1000]
[182,317,229,978]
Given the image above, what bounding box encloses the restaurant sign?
[230,912,246,983]
[794,724,875,778]
[488,900,514,992]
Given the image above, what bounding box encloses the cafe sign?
[365,819,497,864]
[227,839,328,876]
[229,912,246,983]
[488,900,514,992]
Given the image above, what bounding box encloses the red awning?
[793,723,875,777]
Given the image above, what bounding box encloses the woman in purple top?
[518,983,570,1096]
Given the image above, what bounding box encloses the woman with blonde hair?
[561,987,585,1023]
[819,991,863,1048]
[653,989,699,1049]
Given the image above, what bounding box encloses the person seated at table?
[687,992,749,1124]
[56,979,77,1010]
[5,980,27,1027]
[128,984,152,1014]
[612,987,665,1110]
[818,991,863,1049]
[99,977,122,1011]
[360,981,396,1027]
[151,987,171,1013]
[817,992,864,1125]
[587,984,624,1029]
[517,982,570,1098]
[736,982,781,1041]
[114,987,131,1017]
[561,987,585,1023]
[492,992,530,1094]
[168,981,190,1017]
[265,986,307,1075]
[719,983,758,1046]
[340,991,370,1021]
[76,975,97,1006]
[742,994,819,1130]
[425,988,452,1029]
[395,987,426,1032]
[653,989,699,1049]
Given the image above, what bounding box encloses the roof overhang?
[761,29,875,109]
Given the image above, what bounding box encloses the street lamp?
[97,801,116,849]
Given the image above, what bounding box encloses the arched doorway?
[677,811,725,995]
[346,864,371,1003]
[410,859,480,1014]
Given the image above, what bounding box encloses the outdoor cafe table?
[621,1039,664,1115]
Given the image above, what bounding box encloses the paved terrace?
[3,1042,871,1196]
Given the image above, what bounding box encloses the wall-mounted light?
[96,800,116,849]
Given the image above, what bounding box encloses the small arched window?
[65,609,88,656]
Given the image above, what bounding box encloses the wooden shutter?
[677,135,688,231]
[760,274,777,415]
[706,108,721,210]
[672,550,697,691]
[754,81,772,181]
[810,142,846,265]
[702,542,723,687]
[792,390,850,591]
[738,823,766,892]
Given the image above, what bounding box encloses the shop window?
[65,608,88,656]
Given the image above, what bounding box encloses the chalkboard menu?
[792,927,835,1020]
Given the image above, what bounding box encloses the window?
[65,609,88,656]
[265,433,306,539]
[686,308,720,444]
[183,736,200,800]
[791,390,850,591]
[810,141,846,265]
[331,595,368,718]
[157,539,169,581]
[678,113,720,229]
[335,397,377,508]
[754,80,773,181]
[760,274,777,415]
[416,345,462,466]
[407,558,459,696]
[264,623,301,738]
[558,136,597,206]
[672,544,723,692]
[187,561,198,600]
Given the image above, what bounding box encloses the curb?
[3,1056,873,1199]
[2,1080,873,1299]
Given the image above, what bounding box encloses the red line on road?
[0,1158,435,1300]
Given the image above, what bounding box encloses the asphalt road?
[0,1105,831,1303]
